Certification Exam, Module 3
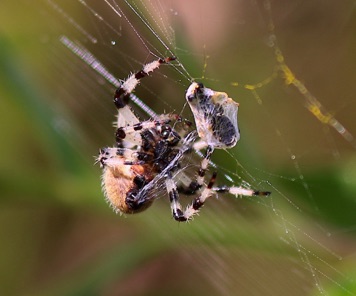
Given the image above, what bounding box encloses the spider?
[96,57,270,222]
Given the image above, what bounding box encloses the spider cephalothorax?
[96,57,270,222]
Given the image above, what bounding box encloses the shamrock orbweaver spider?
[96,57,270,222]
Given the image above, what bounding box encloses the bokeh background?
[1,0,356,295]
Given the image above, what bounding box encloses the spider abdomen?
[102,163,154,214]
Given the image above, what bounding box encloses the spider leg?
[181,145,215,194]
[114,57,176,109]
[96,147,138,168]
[116,113,187,146]
[197,145,214,185]
[116,119,163,144]
[212,185,271,197]
[166,176,187,222]
[166,171,200,222]
[166,171,217,222]
[192,139,208,152]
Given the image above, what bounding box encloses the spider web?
[19,0,356,295]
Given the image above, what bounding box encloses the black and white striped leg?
[184,172,217,219]
[96,146,156,168]
[182,145,215,195]
[115,113,186,145]
[114,57,176,109]
[116,119,164,143]
[96,147,139,168]
[166,172,217,222]
[212,185,271,197]
[166,174,187,221]
[197,145,214,185]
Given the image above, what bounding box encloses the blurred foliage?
[1,0,356,295]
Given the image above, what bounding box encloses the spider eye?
[162,131,169,139]
[161,125,172,139]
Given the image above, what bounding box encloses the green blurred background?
[1,0,356,295]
